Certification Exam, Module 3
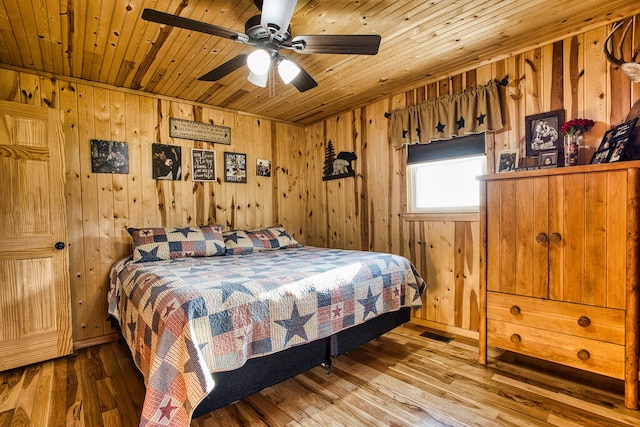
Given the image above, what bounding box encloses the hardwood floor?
[1,323,639,426]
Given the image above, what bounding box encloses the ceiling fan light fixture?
[278,58,301,84]
[247,49,271,75]
[247,70,269,87]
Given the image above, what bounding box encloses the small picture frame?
[152,143,182,180]
[525,110,565,158]
[595,129,615,152]
[539,150,558,167]
[224,152,247,183]
[590,148,611,164]
[192,148,216,182]
[498,149,518,172]
[608,138,629,162]
[256,159,271,177]
[90,139,129,174]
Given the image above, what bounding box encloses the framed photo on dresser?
[590,118,638,164]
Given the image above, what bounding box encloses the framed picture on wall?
[224,152,247,183]
[152,143,182,180]
[90,139,129,174]
[525,110,565,158]
[256,158,271,177]
[192,148,216,182]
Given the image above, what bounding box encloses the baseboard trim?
[409,318,479,340]
[73,333,119,350]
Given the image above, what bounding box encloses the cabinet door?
[486,176,549,297]
[548,171,627,309]
[0,101,72,371]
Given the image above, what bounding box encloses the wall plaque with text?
[169,117,231,145]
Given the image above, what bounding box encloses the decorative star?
[224,232,241,244]
[210,281,254,304]
[277,229,289,238]
[137,246,163,262]
[183,337,208,390]
[393,287,400,298]
[402,129,409,139]
[127,316,136,339]
[436,121,446,133]
[378,254,400,268]
[332,306,342,318]
[476,113,486,125]
[159,399,178,421]
[416,127,421,138]
[163,301,177,318]
[456,116,465,129]
[407,280,425,302]
[143,282,172,311]
[172,227,194,238]
[275,303,315,346]
[358,287,381,320]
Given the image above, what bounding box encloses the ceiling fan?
[142,0,381,92]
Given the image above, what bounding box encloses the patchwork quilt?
[108,246,426,426]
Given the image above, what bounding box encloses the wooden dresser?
[478,161,640,409]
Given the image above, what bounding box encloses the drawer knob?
[577,349,590,361]
[510,334,521,344]
[577,316,591,328]
[550,232,562,244]
[510,305,521,316]
[535,233,548,244]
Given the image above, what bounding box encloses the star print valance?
[390,80,504,149]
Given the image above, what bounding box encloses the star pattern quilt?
[108,246,425,426]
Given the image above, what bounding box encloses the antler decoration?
[604,18,640,82]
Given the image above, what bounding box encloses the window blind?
[406,133,486,164]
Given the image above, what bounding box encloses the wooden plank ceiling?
[1,0,640,125]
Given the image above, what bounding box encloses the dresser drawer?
[487,319,625,379]
[487,292,625,345]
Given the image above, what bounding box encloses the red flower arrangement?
[561,118,595,136]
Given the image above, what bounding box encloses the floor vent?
[420,331,453,343]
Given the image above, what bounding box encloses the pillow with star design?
[127,225,226,262]
[223,225,299,255]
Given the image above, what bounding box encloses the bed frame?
[192,307,411,417]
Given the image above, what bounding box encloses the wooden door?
[548,171,627,309]
[486,177,549,297]
[0,100,72,371]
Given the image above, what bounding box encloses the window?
[407,133,486,214]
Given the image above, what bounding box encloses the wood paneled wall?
[0,69,306,346]
[2,16,639,345]
[302,16,640,337]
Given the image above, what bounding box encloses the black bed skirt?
[192,307,411,418]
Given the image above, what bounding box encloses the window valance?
[390,80,504,149]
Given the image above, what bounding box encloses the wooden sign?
[169,117,231,145]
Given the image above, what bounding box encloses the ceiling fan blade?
[198,54,249,81]
[284,57,318,92]
[290,34,381,55]
[142,9,247,41]
[260,0,297,34]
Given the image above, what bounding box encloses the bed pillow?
[128,225,225,262]
[223,225,299,255]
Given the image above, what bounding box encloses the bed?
[108,225,425,426]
